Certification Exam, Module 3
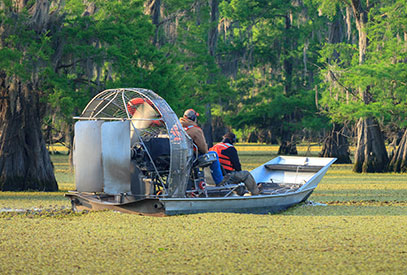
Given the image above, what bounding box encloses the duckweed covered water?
[0,154,406,274]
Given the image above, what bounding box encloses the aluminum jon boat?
[160,156,336,215]
[66,88,336,215]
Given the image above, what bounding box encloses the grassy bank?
[1,150,407,274]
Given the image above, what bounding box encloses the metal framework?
[76,88,194,197]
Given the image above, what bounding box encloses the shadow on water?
[0,194,67,201]
[280,201,407,216]
[312,189,407,203]
[0,191,70,210]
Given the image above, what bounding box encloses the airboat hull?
[160,189,314,215]
[66,188,313,216]
[161,155,336,215]
[67,156,336,216]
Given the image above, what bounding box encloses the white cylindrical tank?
[73,121,104,192]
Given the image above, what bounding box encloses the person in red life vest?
[179,109,223,185]
[211,132,261,195]
[209,132,241,173]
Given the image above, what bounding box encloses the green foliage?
[217,0,331,141]
[44,0,189,120]
[318,0,407,128]
[0,47,22,75]
[313,0,343,20]
[228,84,325,137]
[220,0,289,24]
[0,7,54,81]
[2,0,407,150]
[157,1,234,117]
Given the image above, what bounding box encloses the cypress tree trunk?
[0,0,59,191]
[208,0,219,58]
[278,132,297,155]
[349,0,388,172]
[211,116,228,142]
[389,129,407,172]
[247,131,259,143]
[321,7,350,164]
[145,0,162,46]
[203,103,213,148]
[0,75,57,191]
[65,123,74,169]
[283,13,293,95]
[203,0,219,148]
[320,124,351,163]
[277,13,296,156]
[278,140,298,155]
[353,118,388,173]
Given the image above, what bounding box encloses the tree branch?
[327,69,361,100]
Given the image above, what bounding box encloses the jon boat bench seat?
[264,164,324,173]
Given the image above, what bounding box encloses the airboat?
[66,88,336,215]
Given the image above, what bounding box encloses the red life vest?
[210,142,234,171]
